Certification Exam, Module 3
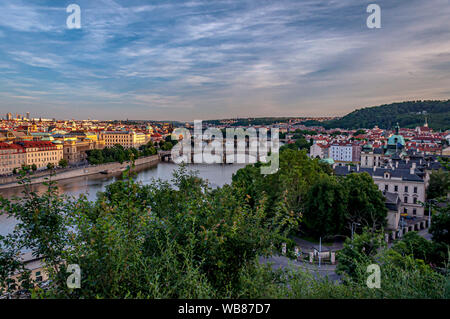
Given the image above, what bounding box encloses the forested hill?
[305,100,450,131]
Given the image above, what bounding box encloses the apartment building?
[99,131,147,148]
[18,141,63,170]
[0,141,63,174]
[0,143,26,174]
[330,143,354,163]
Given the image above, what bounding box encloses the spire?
[424,116,428,128]
[395,122,400,135]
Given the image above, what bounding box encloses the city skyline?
[0,0,449,121]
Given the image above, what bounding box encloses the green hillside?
[311,100,450,131]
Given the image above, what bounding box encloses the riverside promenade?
[0,155,160,190]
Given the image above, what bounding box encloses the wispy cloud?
[0,0,448,120]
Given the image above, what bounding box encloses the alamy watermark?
[367,4,381,29]
[170,121,279,175]
[366,264,381,289]
[66,4,81,29]
[66,264,81,289]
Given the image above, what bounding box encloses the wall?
[0,155,159,189]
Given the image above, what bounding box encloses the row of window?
[384,184,418,194]
[403,208,418,215]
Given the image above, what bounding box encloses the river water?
[0,162,246,237]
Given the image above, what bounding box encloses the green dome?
[320,158,335,165]
[387,134,405,147]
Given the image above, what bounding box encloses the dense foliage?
[427,169,450,200]
[305,100,450,130]
[86,142,157,165]
[0,150,448,299]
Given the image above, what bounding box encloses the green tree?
[336,230,385,279]
[429,203,450,245]
[427,169,450,200]
[58,158,68,168]
[31,164,37,171]
[303,175,348,238]
[161,141,173,151]
[47,163,54,170]
[343,173,387,232]
[392,231,433,263]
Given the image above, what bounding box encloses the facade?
[330,143,353,163]
[19,141,63,170]
[63,139,104,165]
[0,143,26,175]
[384,191,402,231]
[99,131,147,148]
[361,144,384,168]
[0,141,63,174]
[310,143,329,159]
[335,164,426,220]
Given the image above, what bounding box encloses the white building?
[330,143,353,162]
[310,143,329,159]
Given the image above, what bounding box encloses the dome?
[387,134,405,147]
[320,157,335,165]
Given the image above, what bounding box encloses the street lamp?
[351,222,361,240]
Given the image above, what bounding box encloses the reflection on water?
[0,162,246,236]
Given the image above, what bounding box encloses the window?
[35,271,42,282]
[413,209,417,216]
[394,185,398,192]
[414,187,417,194]
[404,186,408,192]
[404,196,408,203]
[413,198,417,204]
[384,184,388,191]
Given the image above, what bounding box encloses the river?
[0,162,246,237]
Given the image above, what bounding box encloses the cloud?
[0,0,448,120]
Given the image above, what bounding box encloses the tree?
[343,172,387,232]
[427,169,450,200]
[58,159,68,168]
[303,175,348,238]
[161,142,173,151]
[47,163,55,170]
[336,230,385,280]
[12,168,17,175]
[392,231,433,263]
[429,203,450,245]
[31,164,37,171]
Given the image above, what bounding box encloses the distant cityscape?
[0,111,448,177]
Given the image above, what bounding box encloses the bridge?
[158,146,273,164]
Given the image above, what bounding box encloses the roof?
[387,134,406,146]
[334,166,424,182]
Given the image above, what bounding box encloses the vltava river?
[0,162,246,236]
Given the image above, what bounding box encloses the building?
[383,191,402,231]
[0,143,27,175]
[63,138,104,165]
[329,142,361,163]
[99,131,147,148]
[335,164,426,219]
[361,124,407,168]
[18,141,64,170]
[0,141,63,174]
[310,143,329,159]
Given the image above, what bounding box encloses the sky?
[0,0,449,121]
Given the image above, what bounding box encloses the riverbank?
[0,155,160,190]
